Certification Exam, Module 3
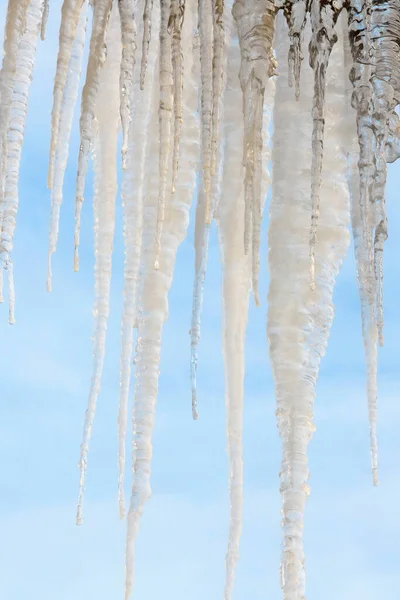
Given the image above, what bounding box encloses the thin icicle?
[154,0,173,270]
[190,0,233,420]
[232,0,276,306]
[118,0,138,170]
[211,0,224,177]
[308,0,343,290]
[269,15,350,598]
[48,0,85,191]
[0,0,43,323]
[76,6,121,525]
[74,0,113,273]
[47,5,88,292]
[118,0,160,521]
[169,0,185,194]
[139,0,154,89]
[198,0,213,224]
[276,0,308,99]
[125,5,200,595]
[41,0,50,41]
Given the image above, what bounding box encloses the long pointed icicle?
[154,0,173,270]
[125,6,200,596]
[118,0,138,170]
[308,0,343,290]
[169,0,185,194]
[269,15,350,599]
[232,0,277,307]
[74,0,113,272]
[190,0,233,420]
[139,0,154,89]
[47,5,89,292]
[0,0,43,323]
[118,0,160,521]
[76,6,121,526]
[48,0,85,191]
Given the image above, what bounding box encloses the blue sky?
[0,2,399,599]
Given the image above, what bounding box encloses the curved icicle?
[118,0,160,521]
[48,0,85,192]
[47,5,88,292]
[308,0,343,290]
[76,5,121,525]
[74,0,113,273]
[269,15,350,599]
[233,0,277,307]
[125,5,200,596]
[0,0,43,323]
[139,0,154,89]
[154,0,173,270]
[169,0,185,194]
[118,0,138,170]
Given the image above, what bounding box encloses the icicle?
[118,0,138,170]
[308,0,343,290]
[154,0,173,270]
[76,5,121,525]
[211,0,224,177]
[139,0,154,89]
[0,0,43,323]
[47,5,88,292]
[118,0,160,521]
[232,0,276,307]
[48,0,85,192]
[190,0,233,420]
[74,0,113,273]
[198,0,214,224]
[41,0,50,41]
[276,0,308,99]
[169,0,185,194]
[269,15,350,598]
[125,4,200,595]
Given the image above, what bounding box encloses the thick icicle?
[190,0,233,419]
[347,0,400,484]
[74,0,113,272]
[276,0,308,99]
[139,0,154,89]
[118,0,138,169]
[48,0,85,191]
[47,5,88,292]
[169,0,185,194]
[41,0,50,41]
[118,0,160,521]
[154,0,173,269]
[76,6,121,525]
[308,0,343,290]
[125,6,200,596]
[0,0,43,323]
[198,0,214,224]
[269,15,350,599]
[232,0,276,306]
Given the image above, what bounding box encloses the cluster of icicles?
[1,0,399,598]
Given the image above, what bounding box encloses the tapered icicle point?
[117,0,160,521]
[139,0,154,89]
[233,0,276,306]
[41,0,50,41]
[169,0,185,194]
[76,6,121,525]
[48,0,85,192]
[154,0,174,270]
[118,0,138,170]
[308,0,342,291]
[198,0,214,224]
[125,3,200,590]
[74,0,113,273]
[277,1,307,100]
[47,5,88,292]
